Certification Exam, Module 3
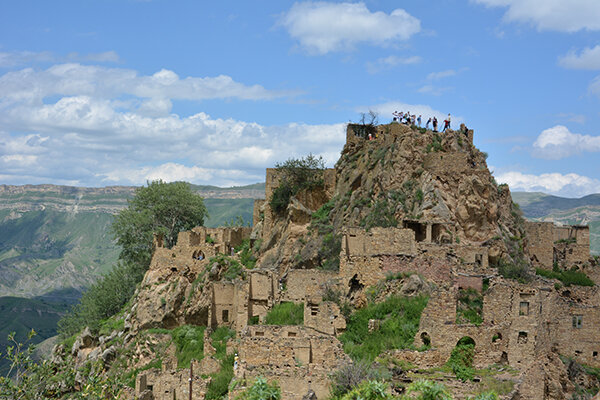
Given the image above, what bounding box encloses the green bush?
[456,288,483,326]
[330,361,390,398]
[536,268,594,287]
[360,198,398,231]
[235,239,257,269]
[171,325,206,368]
[446,337,475,381]
[205,327,236,400]
[404,379,452,400]
[269,155,325,215]
[236,376,281,400]
[208,254,246,281]
[340,380,392,400]
[264,302,304,325]
[339,295,428,362]
[58,261,145,337]
[496,259,531,283]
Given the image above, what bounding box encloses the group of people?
[392,111,452,133]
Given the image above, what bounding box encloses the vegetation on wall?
[446,337,476,381]
[269,154,326,214]
[264,302,304,326]
[455,288,483,326]
[339,295,429,362]
[536,267,594,287]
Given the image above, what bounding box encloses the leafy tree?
[112,180,208,266]
[269,154,325,214]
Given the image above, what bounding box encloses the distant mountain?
[0,183,264,299]
[512,191,600,255]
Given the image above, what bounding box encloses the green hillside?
[0,295,72,374]
[512,192,600,255]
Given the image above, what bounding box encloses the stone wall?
[342,227,416,257]
[136,365,207,400]
[281,269,339,303]
[304,296,346,336]
[525,221,591,270]
[236,326,349,400]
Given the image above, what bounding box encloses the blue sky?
[1,0,600,197]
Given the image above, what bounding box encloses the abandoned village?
[60,122,600,400]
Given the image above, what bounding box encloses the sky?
[1,0,600,197]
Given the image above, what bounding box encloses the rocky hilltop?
[52,123,600,400]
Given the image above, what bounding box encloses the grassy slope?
[0,296,72,374]
[512,192,600,255]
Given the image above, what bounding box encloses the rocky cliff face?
[255,123,526,276]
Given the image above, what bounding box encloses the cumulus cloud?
[496,171,600,197]
[532,125,600,159]
[363,101,459,125]
[279,2,420,54]
[559,45,600,70]
[366,55,421,74]
[0,64,291,105]
[0,61,343,187]
[473,0,600,32]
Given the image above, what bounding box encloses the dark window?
[572,315,582,329]
[222,309,229,323]
[519,301,529,316]
[518,331,528,344]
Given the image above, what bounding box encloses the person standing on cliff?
[432,117,438,132]
[417,115,422,127]
[425,117,432,130]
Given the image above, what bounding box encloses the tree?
[112,180,208,266]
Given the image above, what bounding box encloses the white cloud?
[559,45,600,70]
[279,2,420,54]
[366,55,421,74]
[473,0,600,32]
[363,101,460,126]
[0,63,291,105]
[417,85,451,96]
[532,125,600,159]
[496,171,600,197]
[427,69,457,80]
[0,61,342,187]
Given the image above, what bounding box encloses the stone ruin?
[132,123,600,400]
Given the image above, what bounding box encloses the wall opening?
[500,351,508,365]
[193,250,205,260]
[420,332,431,347]
[572,315,583,329]
[348,274,364,297]
[593,351,598,358]
[431,224,447,243]
[222,309,229,323]
[492,332,502,343]
[518,331,528,344]
[288,332,297,338]
[475,253,483,267]
[255,331,264,337]
[519,301,529,316]
[403,221,427,242]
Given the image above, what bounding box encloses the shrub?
[235,239,256,269]
[330,361,389,398]
[340,380,392,400]
[404,379,452,400]
[236,376,280,400]
[264,302,304,325]
[536,268,594,287]
[359,198,398,231]
[171,325,206,368]
[456,288,483,326]
[205,327,236,400]
[496,259,531,283]
[58,261,145,337]
[339,295,428,361]
[208,254,246,281]
[269,155,325,215]
[447,337,475,381]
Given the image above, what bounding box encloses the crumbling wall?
[136,365,207,400]
[342,227,416,257]
[236,326,348,400]
[304,296,346,336]
[525,222,591,269]
[281,269,339,303]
